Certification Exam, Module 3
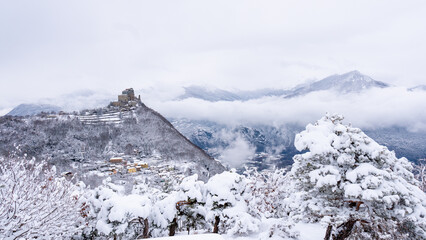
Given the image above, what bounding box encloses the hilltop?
[0,88,225,184]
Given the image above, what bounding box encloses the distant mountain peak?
[342,70,368,81]
[348,70,360,74]
[285,71,389,98]
[6,103,61,116]
[338,70,375,83]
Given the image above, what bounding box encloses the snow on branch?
[0,157,84,239]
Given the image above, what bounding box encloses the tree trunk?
[324,225,332,240]
[213,216,220,233]
[169,218,178,236]
[143,218,149,238]
[333,219,357,240]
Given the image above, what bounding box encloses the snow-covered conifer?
[175,175,208,234]
[286,114,426,239]
[86,179,152,239]
[205,171,260,236]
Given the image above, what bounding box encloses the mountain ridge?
[176,71,390,102]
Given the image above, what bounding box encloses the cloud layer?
[146,87,426,132]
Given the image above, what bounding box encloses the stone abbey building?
[110,88,141,107]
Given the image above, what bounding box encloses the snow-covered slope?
[6,103,61,116]
[177,86,289,102]
[171,119,303,169]
[285,70,389,98]
[0,101,225,183]
[178,86,241,102]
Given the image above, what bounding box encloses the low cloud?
[218,135,256,169]
[31,90,114,113]
[2,85,424,133]
[146,87,426,132]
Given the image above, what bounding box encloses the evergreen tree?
[286,114,426,239]
[205,171,260,236]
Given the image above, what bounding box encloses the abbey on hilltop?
[109,88,141,108]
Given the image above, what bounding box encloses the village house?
[109,157,123,164]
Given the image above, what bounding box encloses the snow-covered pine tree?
[0,157,84,239]
[86,179,152,239]
[174,174,208,235]
[205,171,260,236]
[149,192,179,237]
[286,114,426,239]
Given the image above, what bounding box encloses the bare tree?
[0,157,84,239]
[414,159,426,192]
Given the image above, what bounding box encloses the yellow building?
[134,162,148,168]
[128,167,137,173]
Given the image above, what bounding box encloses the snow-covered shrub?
[85,179,152,239]
[205,171,260,236]
[175,175,208,234]
[85,175,208,238]
[0,157,84,239]
[286,114,426,239]
[149,192,179,237]
[244,167,289,219]
[244,168,299,238]
[257,219,300,240]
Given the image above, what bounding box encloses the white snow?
[107,194,151,222]
[346,163,390,183]
[293,223,326,240]
[149,223,325,240]
[153,233,225,240]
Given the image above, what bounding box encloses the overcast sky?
[1,0,426,115]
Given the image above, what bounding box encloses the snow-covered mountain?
[284,70,389,98]
[177,71,389,102]
[178,86,241,102]
[0,90,225,183]
[408,85,426,92]
[171,119,303,169]
[6,103,61,116]
[177,86,289,102]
